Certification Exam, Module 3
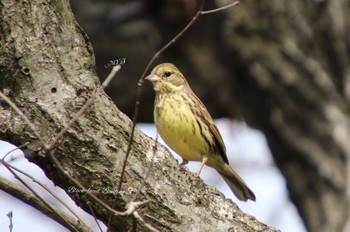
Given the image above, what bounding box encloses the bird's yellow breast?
[154,93,211,162]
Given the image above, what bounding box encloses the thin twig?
[130,139,158,203]
[2,160,83,222]
[47,96,96,150]
[123,200,150,215]
[139,0,207,84]
[47,65,121,150]
[1,142,29,161]
[0,176,93,232]
[133,211,160,232]
[1,163,80,232]
[48,151,138,217]
[47,150,122,215]
[130,216,137,232]
[0,92,47,148]
[46,151,147,218]
[88,204,104,232]
[102,65,121,89]
[201,1,239,15]
[7,211,13,232]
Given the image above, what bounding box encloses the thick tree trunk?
[0,1,276,231]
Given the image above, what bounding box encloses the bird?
[145,63,255,202]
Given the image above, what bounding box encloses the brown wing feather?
[208,121,228,163]
[191,94,229,164]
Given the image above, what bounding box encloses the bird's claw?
[193,171,200,178]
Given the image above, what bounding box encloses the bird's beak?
[145,74,161,83]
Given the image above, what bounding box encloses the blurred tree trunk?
[0,0,276,231]
[222,1,350,232]
[70,0,350,231]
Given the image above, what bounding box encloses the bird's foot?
[193,171,201,178]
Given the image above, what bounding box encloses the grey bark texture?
[70,1,350,232]
[0,0,277,231]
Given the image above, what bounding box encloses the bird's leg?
[194,157,208,178]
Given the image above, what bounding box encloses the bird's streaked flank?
[146,63,255,202]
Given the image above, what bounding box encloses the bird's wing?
[192,94,229,164]
[208,120,229,164]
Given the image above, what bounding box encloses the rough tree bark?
[0,1,276,231]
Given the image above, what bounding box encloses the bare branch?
[123,200,150,216]
[130,139,158,203]
[47,151,124,216]
[201,1,240,15]
[88,204,104,232]
[133,211,160,232]
[0,92,46,148]
[0,175,93,232]
[1,143,29,162]
[2,160,83,222]
[6,211,13,232]
[101,65,122,89]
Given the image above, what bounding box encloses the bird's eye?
[164,71,171,77]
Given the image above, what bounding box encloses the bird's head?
[146,63,190,93]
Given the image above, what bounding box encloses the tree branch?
[0,176,93,232]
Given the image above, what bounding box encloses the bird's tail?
[218,165,256,202]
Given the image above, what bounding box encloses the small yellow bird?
[146,63,255,201]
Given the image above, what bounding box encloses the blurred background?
[1,0,350,231]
